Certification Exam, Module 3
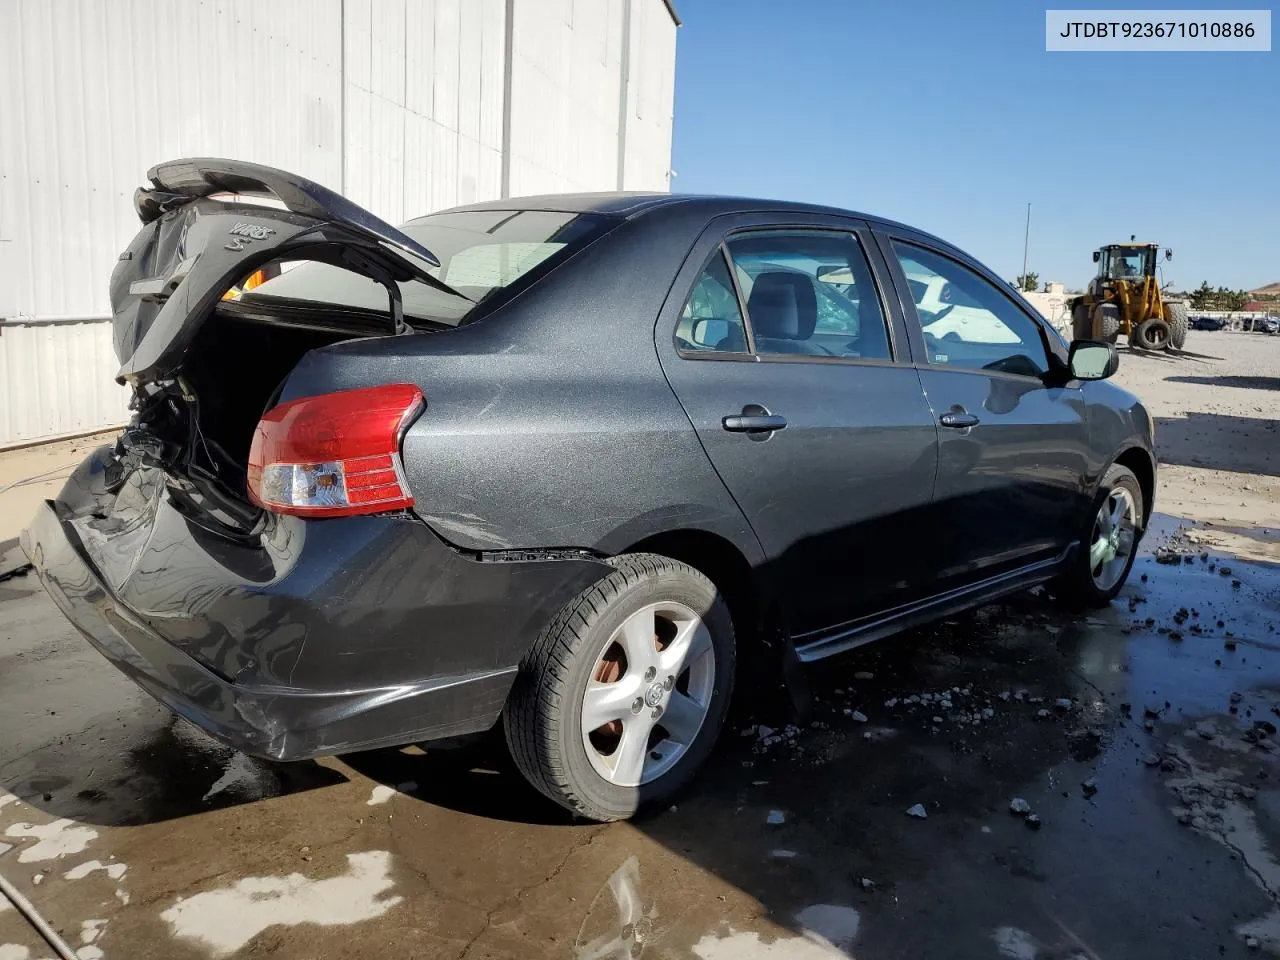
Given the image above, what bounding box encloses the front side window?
[891,241,1049,378]
[725,231,890,360]
[675,250,749,353]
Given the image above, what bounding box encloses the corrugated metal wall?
[0,0,677,448]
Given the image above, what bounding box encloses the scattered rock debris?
[906,803,928,819]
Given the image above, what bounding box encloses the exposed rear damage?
[21,159,612,759]
[112,158,447,528]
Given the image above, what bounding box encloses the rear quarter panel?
[281,208,764,565]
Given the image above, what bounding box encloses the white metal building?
[0,0,679,448]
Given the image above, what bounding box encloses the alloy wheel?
[581,601,715,788]
[1089,487,1137,590]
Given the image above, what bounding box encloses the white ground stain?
[0,897,10,913]
[1239,909,1280,949]
[76,948,103,960]
[993,926,1038,959]
[114,889,130,906]
[159,850,402,958]
[4,820,99,863]
[0,948,55,960]
[64,860,127,881]
[794,905,860,952]
[691,929,851,959]
[1164,740,1280,951]
[366,785,396,806]
[365,782,418,806]
[0,842,11,856]
[0,792,19,810]
[79,920,106,946]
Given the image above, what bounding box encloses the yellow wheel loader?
[1068,241,1188,351]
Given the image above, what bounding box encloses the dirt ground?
[0,329,1277,960]
[1110,334,1279,562]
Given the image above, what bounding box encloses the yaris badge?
[225,221,276,251]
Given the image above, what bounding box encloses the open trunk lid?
[113,157,443,383]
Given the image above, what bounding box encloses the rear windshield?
[242,208,612,326]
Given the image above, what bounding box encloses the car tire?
[1166,301,1189,350]
[1050,463,1144,608]
[1095,303,1121,344]
[1132,317,1171,351]
[504,553,736,822]
[1071,303,1092,341]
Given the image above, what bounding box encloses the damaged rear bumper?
[21,450,611,761]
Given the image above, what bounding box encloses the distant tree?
[1186,281,1251,311]
[1015,272,1039,292]
[1188,281,1214,309]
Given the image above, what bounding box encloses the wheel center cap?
[644,682,665,708]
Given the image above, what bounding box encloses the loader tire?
[1133,317,1171,351]
[1071,303,1092,341]
[1095,304,1121,345]
[1166,301,1189,350]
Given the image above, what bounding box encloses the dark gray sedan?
[23,160,1155,821]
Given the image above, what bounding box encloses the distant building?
[1020,282,1072,336]
[1,0,680,447]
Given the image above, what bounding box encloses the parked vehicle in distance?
[22,159,1157,822]
[1190,315,1228,331]
[1254,316,1280,334]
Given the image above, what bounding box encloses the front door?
[659,223,939,638]
[881,236,1091,588]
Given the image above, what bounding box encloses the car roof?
[427,191,925,237]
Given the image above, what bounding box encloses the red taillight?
[247,384,424,517]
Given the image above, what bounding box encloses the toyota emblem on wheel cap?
[644,682,665,708]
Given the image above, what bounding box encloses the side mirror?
[1068,339,1119,380]
[691,317,729,347]
[1165,248,1173,261]
[1092,251,1101,263]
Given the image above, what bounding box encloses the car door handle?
[939,412,980,429]
[722,414,788,433]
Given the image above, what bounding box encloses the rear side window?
[726,231,891,360]
[676,251,750,354]
[243,209,612,327]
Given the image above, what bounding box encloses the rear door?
[658,214,940,638]
[877,232,1090,587]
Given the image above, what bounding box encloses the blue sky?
[670,1,1278,291]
